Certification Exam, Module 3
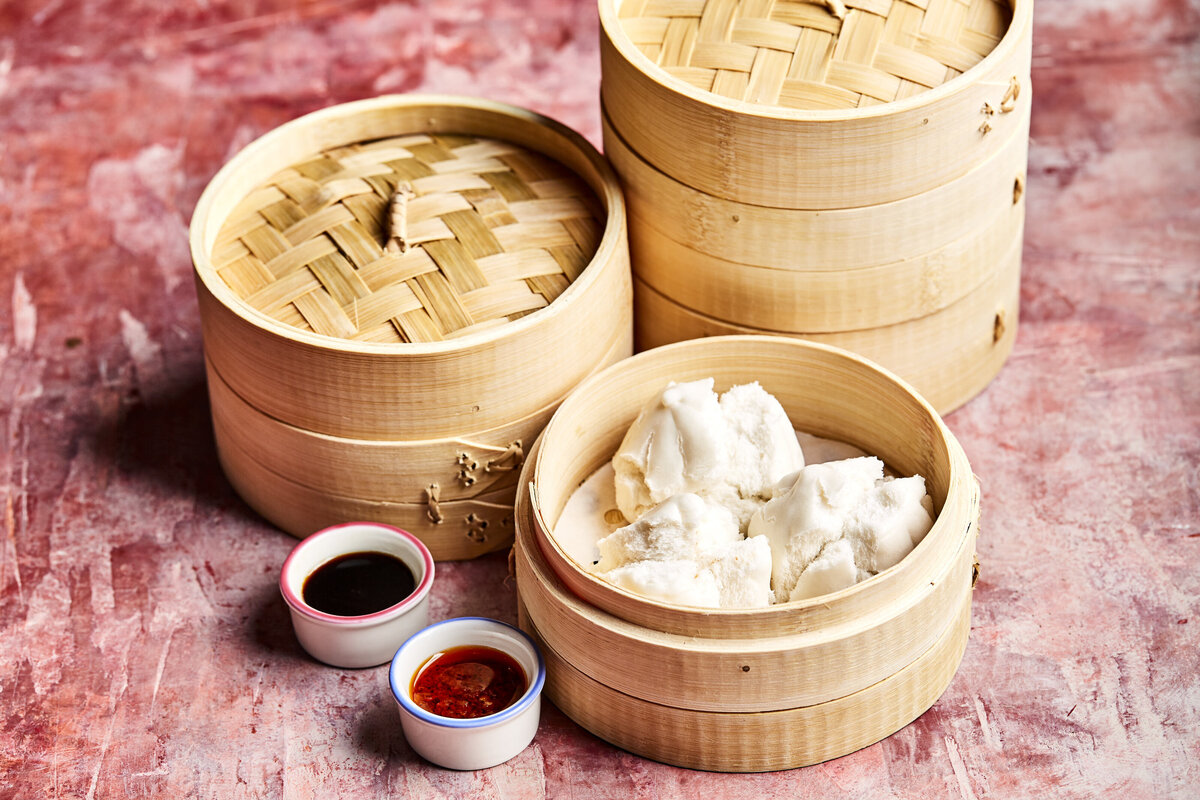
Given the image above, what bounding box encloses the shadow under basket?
[513,335,980,771]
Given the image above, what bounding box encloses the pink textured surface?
[1,0,1197,797]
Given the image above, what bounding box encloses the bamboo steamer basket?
[527,336,978,637]
[600,0,1033,209]
[603,79,1029,333]
[190,95,631,441]
[204,317,632,506]
[513,335,979,770]
[601,100,1029,273]
[634,227,1021,414]
[599,1,1033,408]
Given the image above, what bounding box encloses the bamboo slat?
[634,234,1023,414]
[529,335,978,638]
[519,585,971,772]
[602,99,1030,271]
[514,440,978,710]
[204,318,632,505]
[191,96,631,440]
[601,0,1032,208]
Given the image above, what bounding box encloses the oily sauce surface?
[410,645,527,719]
[302,551,415,617]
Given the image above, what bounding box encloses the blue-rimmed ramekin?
[389,617,546,770]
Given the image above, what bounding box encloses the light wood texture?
[215,425,520,561]
[600,0,1032,208]
[602,99,1029,271]
[631,207,1024,333]
[191,95,631,440]
[208,357,530,503]
[529,335,978,638]
[514,438,978,710]
[203,313,631,505]
[634,233,1022,414]
[518,585,972,772]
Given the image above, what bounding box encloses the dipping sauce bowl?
[389,617,546,770]
[280,522,434,669]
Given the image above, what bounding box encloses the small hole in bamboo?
[1013,176,1025,205]
[741,665,750,672]
[993,310,1007,344]
[731,214,740,223]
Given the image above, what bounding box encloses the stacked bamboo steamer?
[190,96,633,560]
[601,0,1033,413]
[513,336,980,771]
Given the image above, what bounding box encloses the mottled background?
[1,0,1198,797]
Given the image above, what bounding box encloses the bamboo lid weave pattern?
[617,0,1012,109]
[211,134,603,343]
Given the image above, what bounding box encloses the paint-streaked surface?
[1,0,1197,797]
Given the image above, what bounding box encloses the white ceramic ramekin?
[280,522,435,668]
[389,617,546,770]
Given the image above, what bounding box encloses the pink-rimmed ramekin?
[280,522,435,668]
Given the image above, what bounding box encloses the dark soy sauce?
[302,551,416,617]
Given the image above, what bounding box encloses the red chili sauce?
[410,645,527,719]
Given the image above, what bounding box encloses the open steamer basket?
[190,96,632,558]
[514,336,979,770]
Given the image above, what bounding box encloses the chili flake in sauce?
[410,645,527,719]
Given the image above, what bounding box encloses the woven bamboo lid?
[211,133,603,343]
[191,97,631,442]
[617,0,1013,111]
